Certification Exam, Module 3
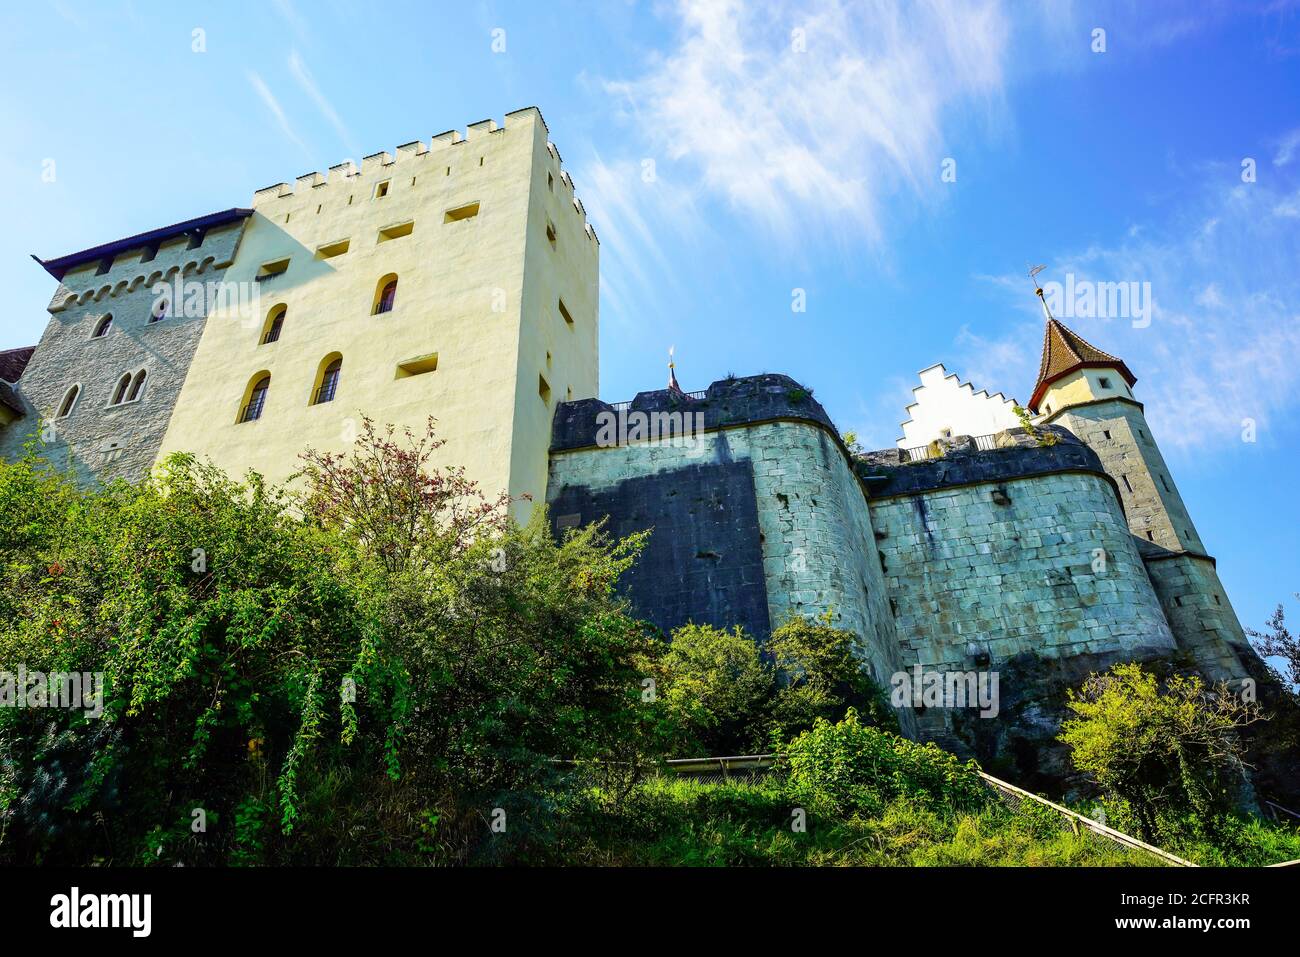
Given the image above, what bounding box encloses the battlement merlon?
[248,107,598,242]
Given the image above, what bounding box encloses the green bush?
[1059,662,1260,843]
[783,709,987,817]
[658,614,895,756]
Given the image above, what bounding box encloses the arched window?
[109,373,132,406]
[313,354,342,405]
[56,385,80,418]
[126,369,147,402]
[91,314,113,338]
[240,373,271,423]
[261,304,286,344]
[372,274,398,315]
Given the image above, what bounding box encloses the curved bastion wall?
[865,449,1176,673]
[546,374,910,722]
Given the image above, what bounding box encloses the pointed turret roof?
[1028,318,1136,412]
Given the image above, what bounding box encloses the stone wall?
[1144,554,1254,682]
[547,375,910,722]
[867,456,1176,672]
[1053,399,1253,681]
[1054,398,1204,553]
[0,220,248,484]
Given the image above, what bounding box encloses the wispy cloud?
[247,70,308,155]
[953,177,1300,454]
[603,0,1009,246]
[288,50,359,158]
[1274,128,1300,166]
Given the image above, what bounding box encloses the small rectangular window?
[1121,474,1133,493]
[257,258,290,280]
[315,239,350,259]
[96,258,112,276]
[444,202,480,223]
[1098,376,1111,389]
[1146,530,1155,542]
[545,219,557,248]
[377,220,414,242]
[547,172,554,192]
[1160,474,1171,492]
[1102,430,1111,440]
[140,244,158,264]
[538,374,551,404]
[374,180,390,199]
[558,298,574,325]
[395,353,439,378]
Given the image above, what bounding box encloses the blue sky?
[1,0,1298,640]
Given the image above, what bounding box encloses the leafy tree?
[1248,596,1300,689]
[0,451,367,864]
[660,623,773,756]
[0,418,663,865]
[295,418,665,859]
[659,615,895,756]
[767,612,897,739]
[1058,663,1261,841]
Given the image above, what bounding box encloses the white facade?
[897,363,1021,448]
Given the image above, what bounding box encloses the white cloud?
[602,0,1010,245]
[1273,189,1300,217]
[1273,128,1300,166]
[951,176,1300,454]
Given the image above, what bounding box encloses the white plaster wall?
[898,364,1020,448]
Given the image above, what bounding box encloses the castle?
[0,108,1261,778]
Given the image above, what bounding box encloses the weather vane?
[1027,263,1054,320]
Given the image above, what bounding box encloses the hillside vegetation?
[1,423,1295,867]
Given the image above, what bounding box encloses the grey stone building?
[544,321,1263,782]
[0,208,251,484]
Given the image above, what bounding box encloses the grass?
[550,776,1163,866]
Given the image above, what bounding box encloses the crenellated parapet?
[249,107,598,243]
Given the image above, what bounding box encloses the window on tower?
[313,356,342,405]
[55,385,80,418]
[261,305,287,344]
[239,373,271,423]
[372,275,398,315]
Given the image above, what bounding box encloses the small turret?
[1023,313,1253,682]
[1028,317,1136,418]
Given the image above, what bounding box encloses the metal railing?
[976,771,1195,866]
[605,389,709,411]
[902,433,998,462]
